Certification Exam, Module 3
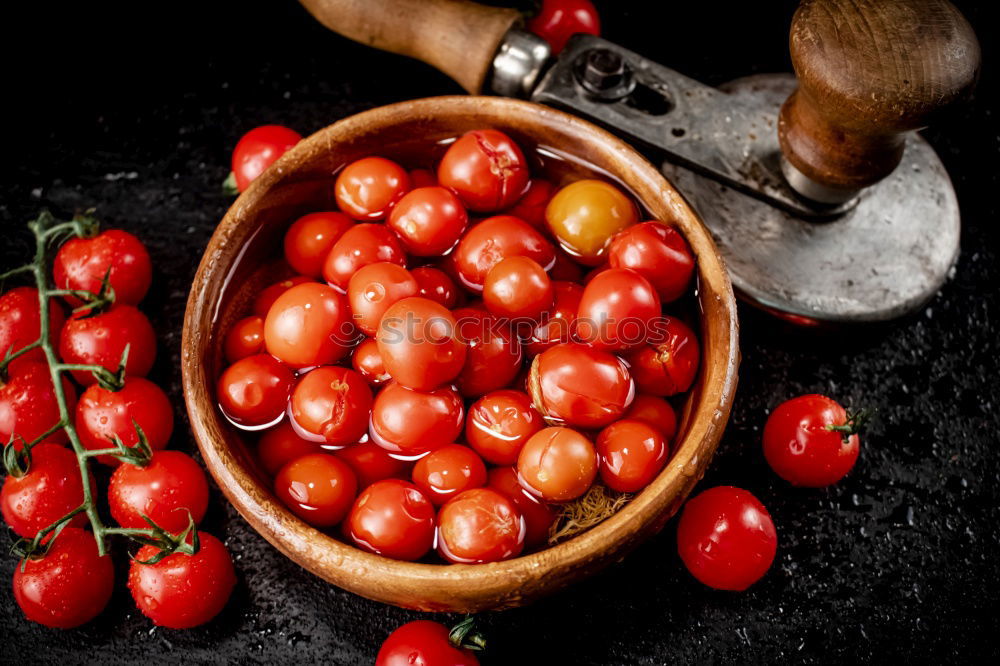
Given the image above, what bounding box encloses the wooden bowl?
[182,96,739,612]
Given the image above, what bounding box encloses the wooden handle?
[778,0,980,191]
[298,0,520,94]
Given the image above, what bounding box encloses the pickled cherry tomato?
[289,366,372,446]
[336,440,410,488]
[345,479,436,560]
[347,262,419,336]
[369,381,464,457]
[217,353,294,427]
[252,276,314,318]
[334,156,410,221]
[408,168,436,188]
[545,179,637,265]
[322,223,407,290]
[575,267,660,351]
[437,488,525,564]
[465,390,543,465]
[283,212,353,277]
[257,421,322,476]
[517,427,597,502]
[596,419,668,492]
[387,186,468,256]
[483,256,554,320]
[504,178,555,230]
[411,444,488,506]
[624,394,678,441]
[351,337,390,386]
[452,215,555,291]
[224,315,265,362]
[525,281,583,356]
[411,266,458,309]
[264,282,354,367]
[762,394,861,487]
[453,307,522,397]
[376,297,466,391]
[624,316,699,396]
[487,466,556,547]
[437,129,529,212]
[548,250,586,283]
[607,221,695,303]
[530,343,634,429]
[275,453,358,527]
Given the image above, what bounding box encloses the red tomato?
[0,287,64,371]
[545,179,637,265]
[408,168,437,188]
[370,381,464,458]
[377,620,480,666]
[274,452,358,526]
[388,186,469,256]
[347,262,419,336]
[59,305,156,384]
[596,419,668,492]
[517,426,597,502]
[252,276,314,318]
[351,337,391,386]
[677,486,777,591]
[224,315,265,363]
[257,421,322,476]
[344,479,436,560]
[109,450,209,532]
[75,377,174,465]
[762,394,862,487]
[411,265,458,309]
[376,297,466,391]
[483,256,554,320]
[453,307,522,397]
[335,440,410,488]
[334,157,411,221]
[231,125,302,192]
[52,229,152,306]
[217,353,294,427]
[527,0,601,55]
[466,389,543,465]
[624,316,700,396]
[504,178,555,230]
[129,531,236,628]
[264,282,354,367]
[487,466,556,548]
[530,343,634,428]
[289,366,372,446]
[322,223,407,290]
[452,215,555,291]
[411,444,487,506]
[624,394,678,441]
[0,361,75,448]
[548,249,586,282]
[525,281,583,356]
[437,129,529,212]
[575,267,661,351]
[283,212,353,277]
[437,488,525,563]
[1,443,92,538]
[608,221,695,303]
[13,527,113,629]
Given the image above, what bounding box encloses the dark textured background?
[1,1,998,664]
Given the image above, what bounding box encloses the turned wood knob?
[778,0,980,196]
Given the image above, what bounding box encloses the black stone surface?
[1,1,997,663]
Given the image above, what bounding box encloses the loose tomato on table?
[274,452,358,526]
[289,366,372,446]
[524,281,583,356]
[283,211,353,278]
[376,297,466,391]
[530,343,634,428]
[75,376,174,465]
[376,620,482,666]
[437,129,530,212]
[264,282,354,367]
[1,443,93,538]
[596,418,668,493]
[517,426,598,502]
[411,265,459,309]
[351,337,391,386]
[347,262,419,336]
[217,353,294,427]
[231,125,302,193]
[487,465,556,548]
[252,275,314,318]
[483,255,554,321]
[575,267,661,351]
[452,215,555,291]
[453,307,522,397]
[0,361,75,448]
[545,179,637,265]
[387,186,469,256]
[411,444,487,506]
[334,156,411,221]
[527,0,601,55]
[257,421,322,476]
[624,316,700,396]
[322,223,408,290]
[59,305,156,384]
[335,440,410,488]
[437,488,525,564]
[344,479,436,560]
[0,286,65,371]
[109,450,209,532]
[369,381,464,458]
[607,221,695,303]
[624,394,678,441]
[465,389,543,465]
[52,229,152,306]
[223,315,265,362]
[504,178,555,230]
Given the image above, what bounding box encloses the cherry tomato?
[13,527,113,629]
[257,421,322,476]
[351,337,391,386]
[517,426,597,502]
[129,531,236,628]
[525,281,583,356]
[530,343,634,428]
[437,129,529,212]
[624,394,678,441]
[575,267,660,351]
[224,315,265,362]
[676,486,777,591]
[453,307,522,397]
[608,221,695,303]
[370,381,464,458]
[335,440,410,488]
[452,215,555,291]
[624,316,700,396]
[411,265,458,309]
[0,286,65,372]
[75,377,174,465]
[437,488,524,563]
[252,275,314,318]
[412,444,487,506]
[482,256,554,321]
[762,394,862,487]
[527,0,601,55]
[408,168,437,188]
[548,249,586,282]
[264,282,353,367]
[335,156,411,221]
[1,444,93,538]
[59,305,156,384]
[487,466,556,548]
[289,366,372,446]
[231,124,302,192]
[344,479,436,560]
[283,212,353,277]
[347,262,419,337]
[322,223,407,290]
[217,353,294,427]
[504,178,555,230]
[545,179,637,265]
[388,186,469,256]
[0,361,76,448]
[52,229,152,307]
[596,419,668,493]
[376,297,466,391]
[466,389,543,465]
[376,620,480,666]
[109,450,209,532]
[274,452,358,526]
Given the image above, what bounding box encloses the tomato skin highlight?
[607,221,695,303]
[109,450,210,532]
[1,443,93,538]
[289,366,372,446]
[370,381,464,457]
[275,452,358,527]
[437,488,525,564]
[762,394,861,487]
[59,305,157,384]
[487,466,556,548]
[257,420,322,476]
[624,316,700,396]
[545,179,637,265]
[412,444,488,506]
[466,389,543,465]
[217,353,294,427]
[345,479,436,561]
[388,186,469,256]
[453,307,523,398]
[322,223,408,291]
[530,343,634,429]
[452,215,555,291]
[0,361,76,448]
[437,129,530,212]
[575,267,661,352]
[518,426,597,502]
[335,156,411,221]
[527,0,601,55]
[376,620,480,666]
[13,527,114,629]
[76,376,174,465]
[283,212,353,278]
[376,297,466,391]
[0,286,65,372]
[596,418,668,492]
[347,262,419,337]
[232,125,302,192]
[264,282,354,368]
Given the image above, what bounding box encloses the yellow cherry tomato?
[544,179,638,265]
